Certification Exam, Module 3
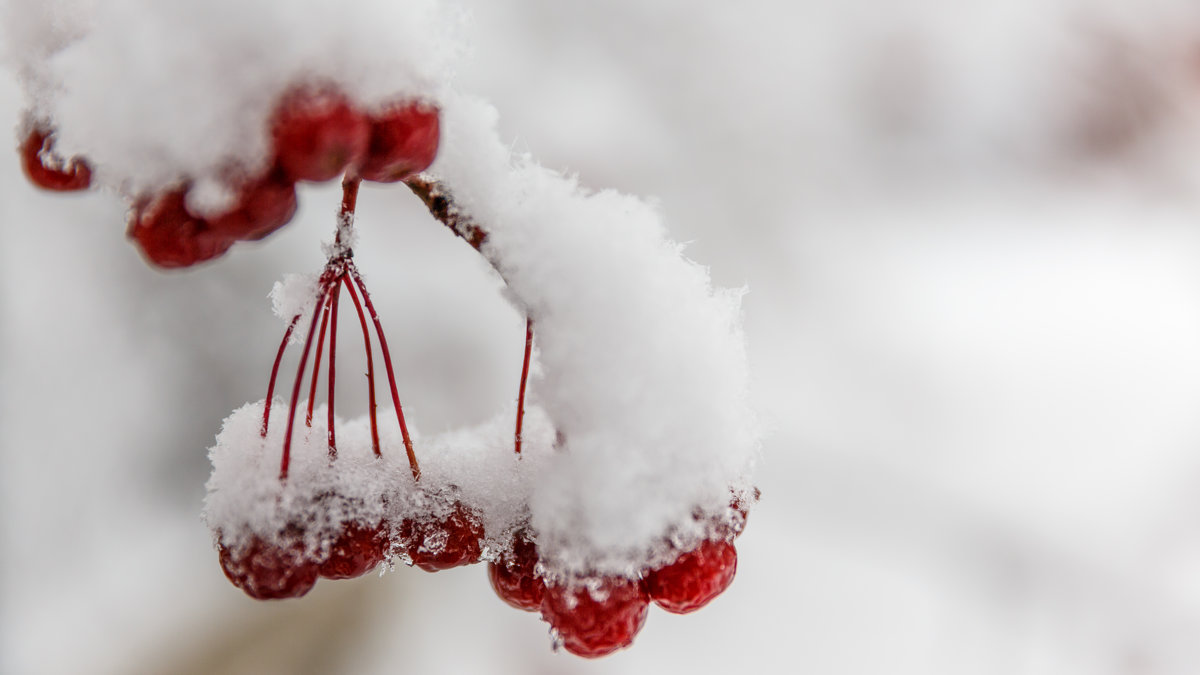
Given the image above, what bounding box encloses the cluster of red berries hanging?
[17,84,439,267]
[19,74,758,660]
[488,475,751,657]
[202,171,753,658]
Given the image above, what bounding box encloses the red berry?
[318,521,390,580]
[207,172,298,241]
[642,539,737,614]
[218,532,319,600]
[400,501,485,572]
[19,126,91,192]
[359,101,439,183]
[488,528,544,611]
[271,86,369,183]
[127,189,233,268]
[541,576,649,658]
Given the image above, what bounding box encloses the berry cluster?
[488,491,750,657]
[215,176,487,599]
[481,320,747,657]
[214,214,753,652]
[17,84,439,269]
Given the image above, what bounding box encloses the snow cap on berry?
[204,399,560,566]
[203,401,409,560]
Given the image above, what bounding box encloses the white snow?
[269,271,329,347]
[425,92,760,576]
[203,399,559,560]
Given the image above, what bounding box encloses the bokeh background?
[8,0,1200,672]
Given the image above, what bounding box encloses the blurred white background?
[9,0,1200,673]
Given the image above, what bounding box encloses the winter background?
[7,0,1200,673]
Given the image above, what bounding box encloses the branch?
[404,175,488,252]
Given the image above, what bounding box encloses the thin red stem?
[349,266,420,480]
[335,175,360,253]
[262,315,299,437]
[280,282,335,481]
[306,290,333,427]
[343,276,382,457]
[326,278,341,460]
[515,317,533,455]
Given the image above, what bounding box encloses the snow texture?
[204,400,557,561]
[269,273,320,344]
[428,92,760,577]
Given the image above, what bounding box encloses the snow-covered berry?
[642,539,738,614]
[359,101,439,183]
[18,125,92,192]
[218,530,319,601]
[541,576,650,658]
[271,86,370,183]
[318,520,390,580]
[206,171,299,242]
[127,188,232,269]
[399,500,485,572]
[488,527,545,611]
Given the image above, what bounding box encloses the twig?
[404,175,489,252]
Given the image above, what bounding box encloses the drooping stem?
[306,290,333,427]
[343,276,382,457]
[261,315,299,437]
[326,278,341,460]
[280,282,335,481]
[514,317,533,455]
[349,266,420,480]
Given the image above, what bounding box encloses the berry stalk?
[306,291,333,428]
[349,266,420,480]
[514,317,533,455]
[280,281,336,481]
[343,277,382,457]
[262,315,299,437]
[326,277,341,459]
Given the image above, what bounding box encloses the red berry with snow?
[271,87,370,183]
[19,126,92,192]
[127,188,233,268]
[318,521,389,580]
[359,102,439,183]
[400,501,485,572]
[643,539,737,614]
[218,532,319,600]
[207,172,299,241]
[541,576,650,658]
[488,528,544,611]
